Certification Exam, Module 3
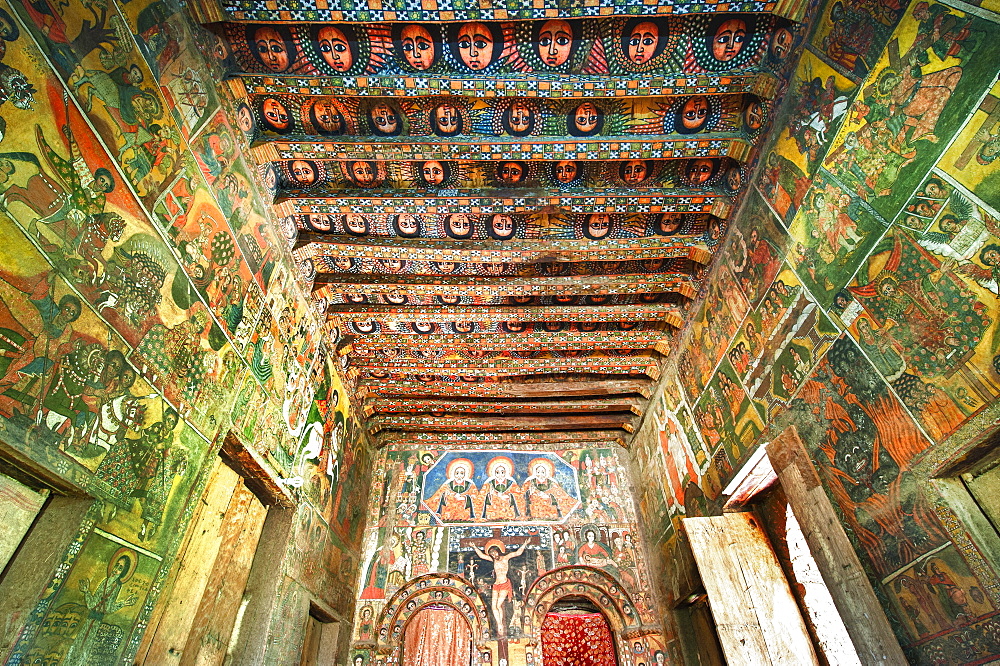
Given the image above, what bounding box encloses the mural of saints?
[523,457,576,520]
[425,457,477,520]
[480,456,521,521]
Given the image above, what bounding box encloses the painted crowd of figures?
[220,15,791,77]
[425,456,577,523]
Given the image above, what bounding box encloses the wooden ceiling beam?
[347,331,670,350]
[295,235,713,265]
[353,355,659,375]
[327,303,683,324]
[252,135,750,162]
[373,429,628,448]
[367,413,640,434]
[362,396,644,417]
[356,378,655,399]
[231,73,779,100]
[313,273,697,299]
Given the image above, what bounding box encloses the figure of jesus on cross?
[472,537,530,636]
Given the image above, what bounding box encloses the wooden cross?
[955,93,1000,170]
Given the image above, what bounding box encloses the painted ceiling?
[209,2,807,446]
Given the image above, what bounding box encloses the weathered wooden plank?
[685,513,819,665]
[376,429,627,448]
[143,461,240,665]
[183,482,269,666]
[767,427,908,665]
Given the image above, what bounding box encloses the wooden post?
[685,512,819,665]
[766,426,907,664]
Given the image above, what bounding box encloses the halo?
[108,546,139,583]
[484,538,506,554]
[527,457,555,479]
[445,457,474,480]
[486,456,515,478]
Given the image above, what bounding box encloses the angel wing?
[955,262,1000,296]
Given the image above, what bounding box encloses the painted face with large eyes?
[490,214,514,238]
[400,24,435,70]
[236,104,255,133]
[712,18,747,62]
[586,213,611,239]
[498,161,525,185]
[744,99,763,130]
[395,214,420,237]
[572,102,600,135]
[291,160,317,185]
[687,159,715,185]
[345,214,369,235]
[621,160,648,185]
[447,213,471,237]
[370,103,400,136]
[770,26,793,60]
[627,21,659,64]
[456,22,494,70]
[261,97,290,130]
[253,26,291,71]
[312,98,344,134]
[307,213,333,231]
[554,161,579,184]
[538,19,572,66]
[432,103,461,136]
[656,213,682,235]
[680,96,709,131]
[316,26,353,72]
[421,161,446,185]
[508,102,532,135]
[350,161,376,186]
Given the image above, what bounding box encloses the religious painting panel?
[422,451,580,525]
[808,0,906,81]
[11,529,162,665]
[725,188,788,308]
[447,525,552,638]
[843,227,999,443]
[882,543,999,657]
[937,78,1000,212]
[786,168,888,307]
[693,357,765,467]
[781,336,950,579]
[821,1,1000,222]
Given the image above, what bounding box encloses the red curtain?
[403,605,472,666]
[541,612,618,666]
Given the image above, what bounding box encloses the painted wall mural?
[0,0,371,661]
[352,444,661,665]
[633,0,1000,663]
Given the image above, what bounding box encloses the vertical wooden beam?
[685,512,818,666]
[767,427,907,664]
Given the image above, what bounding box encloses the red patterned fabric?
[403,606,472,666]
[541,612,618,666]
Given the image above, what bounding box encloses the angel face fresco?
[430,102,462,136]
[625,20,660,65]
[315,25,354,72]
[537,19,573,66]
[711,18,747,62]
[251,25,294,72]
[454,22,498,71]
[398,24,436,70]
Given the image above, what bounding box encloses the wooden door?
[137,459,269,665]
[685,512,818,666]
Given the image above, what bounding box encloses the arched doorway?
[541,597,618,666]
[402,605,473,666]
